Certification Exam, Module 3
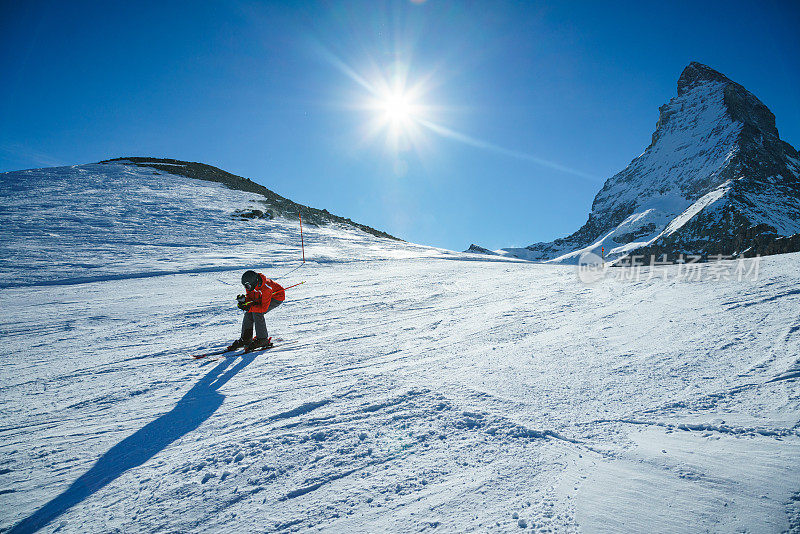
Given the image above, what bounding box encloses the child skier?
[227,270,285,352]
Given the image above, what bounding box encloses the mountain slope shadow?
[10,354,256,533]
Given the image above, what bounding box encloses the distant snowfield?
[1,165,799,533]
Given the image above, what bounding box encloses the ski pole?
[266,281,305,298]
[282,281,305,291]
[241,282,305,308]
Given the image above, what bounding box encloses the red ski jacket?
[246,273,285,313]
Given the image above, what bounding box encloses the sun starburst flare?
[363,85,430,156]
[318,47,596,181]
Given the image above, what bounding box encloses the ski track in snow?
[1,164,799,533]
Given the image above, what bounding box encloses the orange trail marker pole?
[299,214,305,263]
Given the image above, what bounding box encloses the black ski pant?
[241,300,282,340]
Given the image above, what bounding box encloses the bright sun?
[338,58,432,156]
[363,85,427,156]
[383,93,413,123]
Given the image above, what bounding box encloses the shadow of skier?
[10,354,256,533]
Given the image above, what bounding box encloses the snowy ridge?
[0,163,459,289]
[99,157,402,241]
[661,180,731,237]
[494,62,800,263]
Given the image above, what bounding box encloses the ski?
[204,344,271,362]
[193,337,293,360]
[192,347,236,360]
[200,339,299,362]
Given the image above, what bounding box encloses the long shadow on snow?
[9,354,256,534]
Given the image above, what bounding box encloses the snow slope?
[1,164,799,533]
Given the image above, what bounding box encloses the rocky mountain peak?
[489,62,800,263]
[676,62,777,138]
[677,62,732,95]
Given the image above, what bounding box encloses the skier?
[227,270,285,352]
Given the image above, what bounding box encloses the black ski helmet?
[241,270,260,290]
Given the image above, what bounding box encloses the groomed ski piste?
[1,163,799,533]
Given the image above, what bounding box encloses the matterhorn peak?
[489,62,800,263]
[677,62,733,96]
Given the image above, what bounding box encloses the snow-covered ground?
[1,164,799,532]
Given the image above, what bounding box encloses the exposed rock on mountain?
[464,244,498,255]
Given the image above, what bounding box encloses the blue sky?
[1,1,798,251]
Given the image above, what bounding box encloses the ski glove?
[236,294,252,311]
